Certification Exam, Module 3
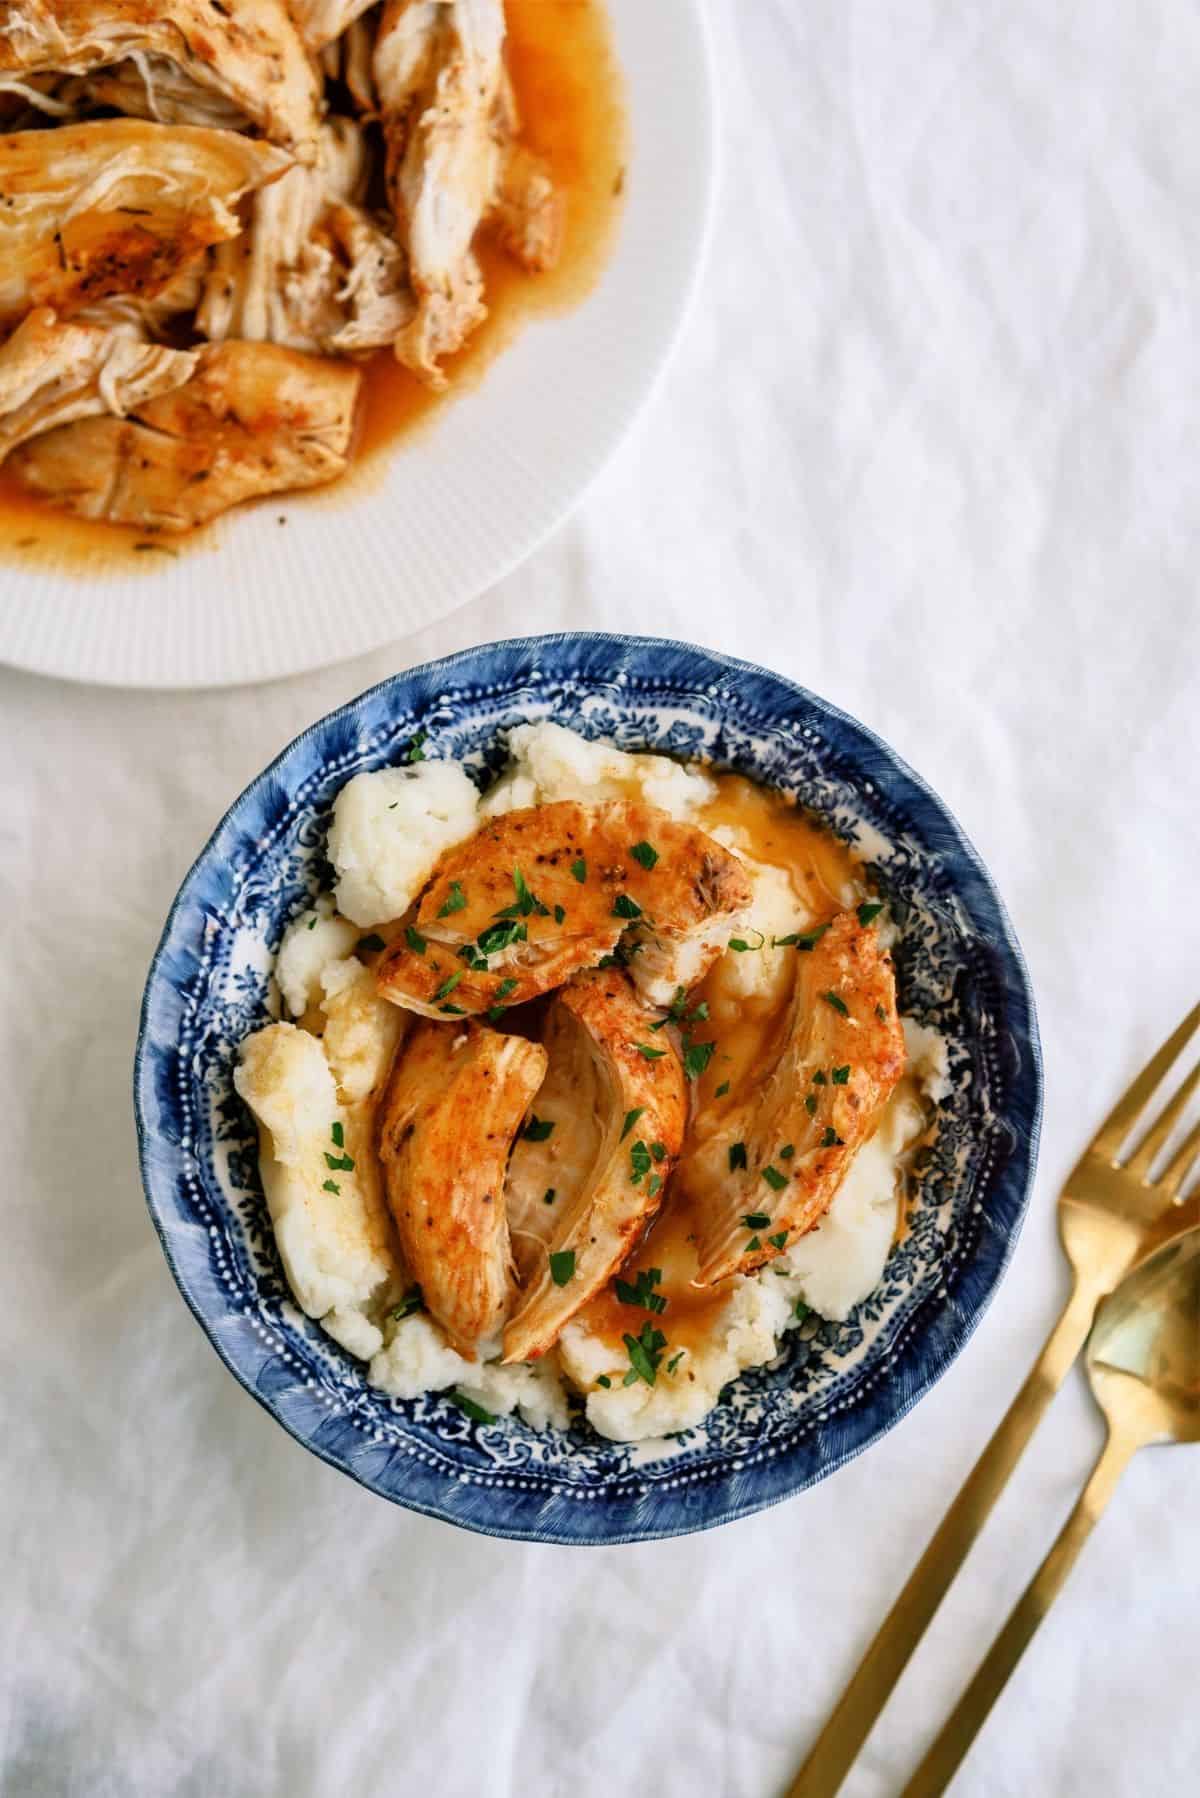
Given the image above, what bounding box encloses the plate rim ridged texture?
[0,0,716,690]
[133,632,1043,1545]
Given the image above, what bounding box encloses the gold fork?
[788,1001,1200,1798]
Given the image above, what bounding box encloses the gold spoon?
[899,1224,1200,1796]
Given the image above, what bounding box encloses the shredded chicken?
[678,912,907,1286]
[378,1019,547,1353]
[9,341,362,530]
[294,0,379,54]
[0,119,290,328]
[374,800,753,1021]
[0,0,322,160]
[0,0,572,529]
[502,970,688,1365]
[197,121,414,356]
[0,306,198,461]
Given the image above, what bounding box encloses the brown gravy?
[0,0,627,573]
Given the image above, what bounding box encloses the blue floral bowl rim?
[133,631,1043,1542]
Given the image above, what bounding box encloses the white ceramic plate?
[0,0,715,690]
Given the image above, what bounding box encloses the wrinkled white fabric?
[2,1,1198,1793]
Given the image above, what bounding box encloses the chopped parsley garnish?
[805,1093,818,1116]
[794,1299,811,1324]
[391,1285,424,1322]
[857,901,885,926]
[714,1081,731,1098]
[683,1039,717,1082]
[405,924,427,955]
[476,918,526,957]
[768,1230,789,1250]
[648,1173,663,1198]
[761,1165,788,1192]
[322,1179,340,1194]
[549,1249,576,1286]
[436,881,467,919]
[432,971,463,1003]
[495,866,550,921]
[486,975,520,1023]
[636,1043,666,1060]
[554,904,566,925]
[440,1003,466,1016]
[832,1065,851,1085]
[689,1001,710,1024]
[666,1350,685,1375]
[596,1374,612,1389]
[450,1390,495,1425]
[630,1141,653,1185]
[650,1141,667,1162]
[820,1127,844,1148]
[621,1106,646,1140]
[823,990,850,1016]
[812,1071,827,1085]
[779,1144,795,1159]
[747,1235,762,1252]
[324,1151,354,1171]
[524,1115,555,1142]
[612,893,642,921]
[776,924,830,951]
[622,1321,667,1387]
[742,1212,771,1230]
[615,1266,667,1315]
[876,1003,888,1022]
[728,932,765,953]
[358,933,386,953]
[630,841,659,870]
[331,1121,344,1148]
[405,729,428,764]
[306,915,318,930]
[729,1142,748,1172]
[543,1188,557,1206]
[571,857,587,883]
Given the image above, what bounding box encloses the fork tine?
[1091,1001,1200,1163]
[1161,1118,1200,1202]
[1126,1057,1200,1180]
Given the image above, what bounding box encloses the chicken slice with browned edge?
[0,0,321,160]
[374,800,753,1021]
[378,1019,548,1353]
[9,341,361,531]
[679,910,906,1286]
[0,307,198,462]
[502,970,687,1365]
[292,0,379,53]
[0,120,290,329]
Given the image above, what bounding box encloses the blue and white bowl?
[134,634,1042,1544]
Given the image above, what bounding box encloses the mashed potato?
[329,760,480,927]
[238,724,950,1448]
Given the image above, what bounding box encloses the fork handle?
[786,1279,1101,1798]
[898,1428,1134,1796]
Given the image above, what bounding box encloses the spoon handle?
[787,1279,1099,1798]
[898,1427,1135,1798]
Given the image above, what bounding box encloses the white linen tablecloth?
[2,2,1197,1792]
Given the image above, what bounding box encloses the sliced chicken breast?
[679,911,907,1285]
[0,120,290,328]
[378,1019,548,1353]
[375,800,753,1021]
[9,341,362,531]
[0,307,198,462]
[0,0,322,160]
[502,970,688,1365]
